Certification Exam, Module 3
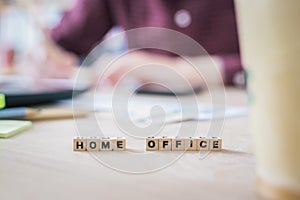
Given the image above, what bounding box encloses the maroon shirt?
[51,0,242,85]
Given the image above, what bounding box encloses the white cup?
[235,0,300,199]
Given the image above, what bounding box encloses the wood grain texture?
[196,137,210,151]
[146,137,159,151]
[86,137,100,151]
[210,137,222,151]
[158,136,172,151]
[0,89,256,200]
[111,137,126,151]
[171,137,185,151]
[73,136,87,151]
[184,137,197,151]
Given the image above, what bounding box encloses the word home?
[73,136,126,151]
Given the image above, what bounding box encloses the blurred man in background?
[23,0,244,90]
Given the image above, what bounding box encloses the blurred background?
[0,0,123,74]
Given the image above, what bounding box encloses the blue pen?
[0,107,38,119]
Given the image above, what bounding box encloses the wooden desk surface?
[0,88,259,200]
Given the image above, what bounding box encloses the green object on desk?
[0,120,32,138]
[0,94,5,109]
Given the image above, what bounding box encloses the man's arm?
[51,0,114,56]
[217,54,243,85]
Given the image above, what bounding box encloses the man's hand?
[94,51,224,92]
[19,32,78,79]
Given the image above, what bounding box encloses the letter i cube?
[184,137,197,151]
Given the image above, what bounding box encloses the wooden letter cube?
[196,137,209,151]
[146,137,159,151]
[73,136,87,151]
[158,136,172,151]
[184,137,197,151]
[110,137,126,151]
[86,137,100,151]
[210,137,222,151]
[100,137,112,151]
[172,137,185,151]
